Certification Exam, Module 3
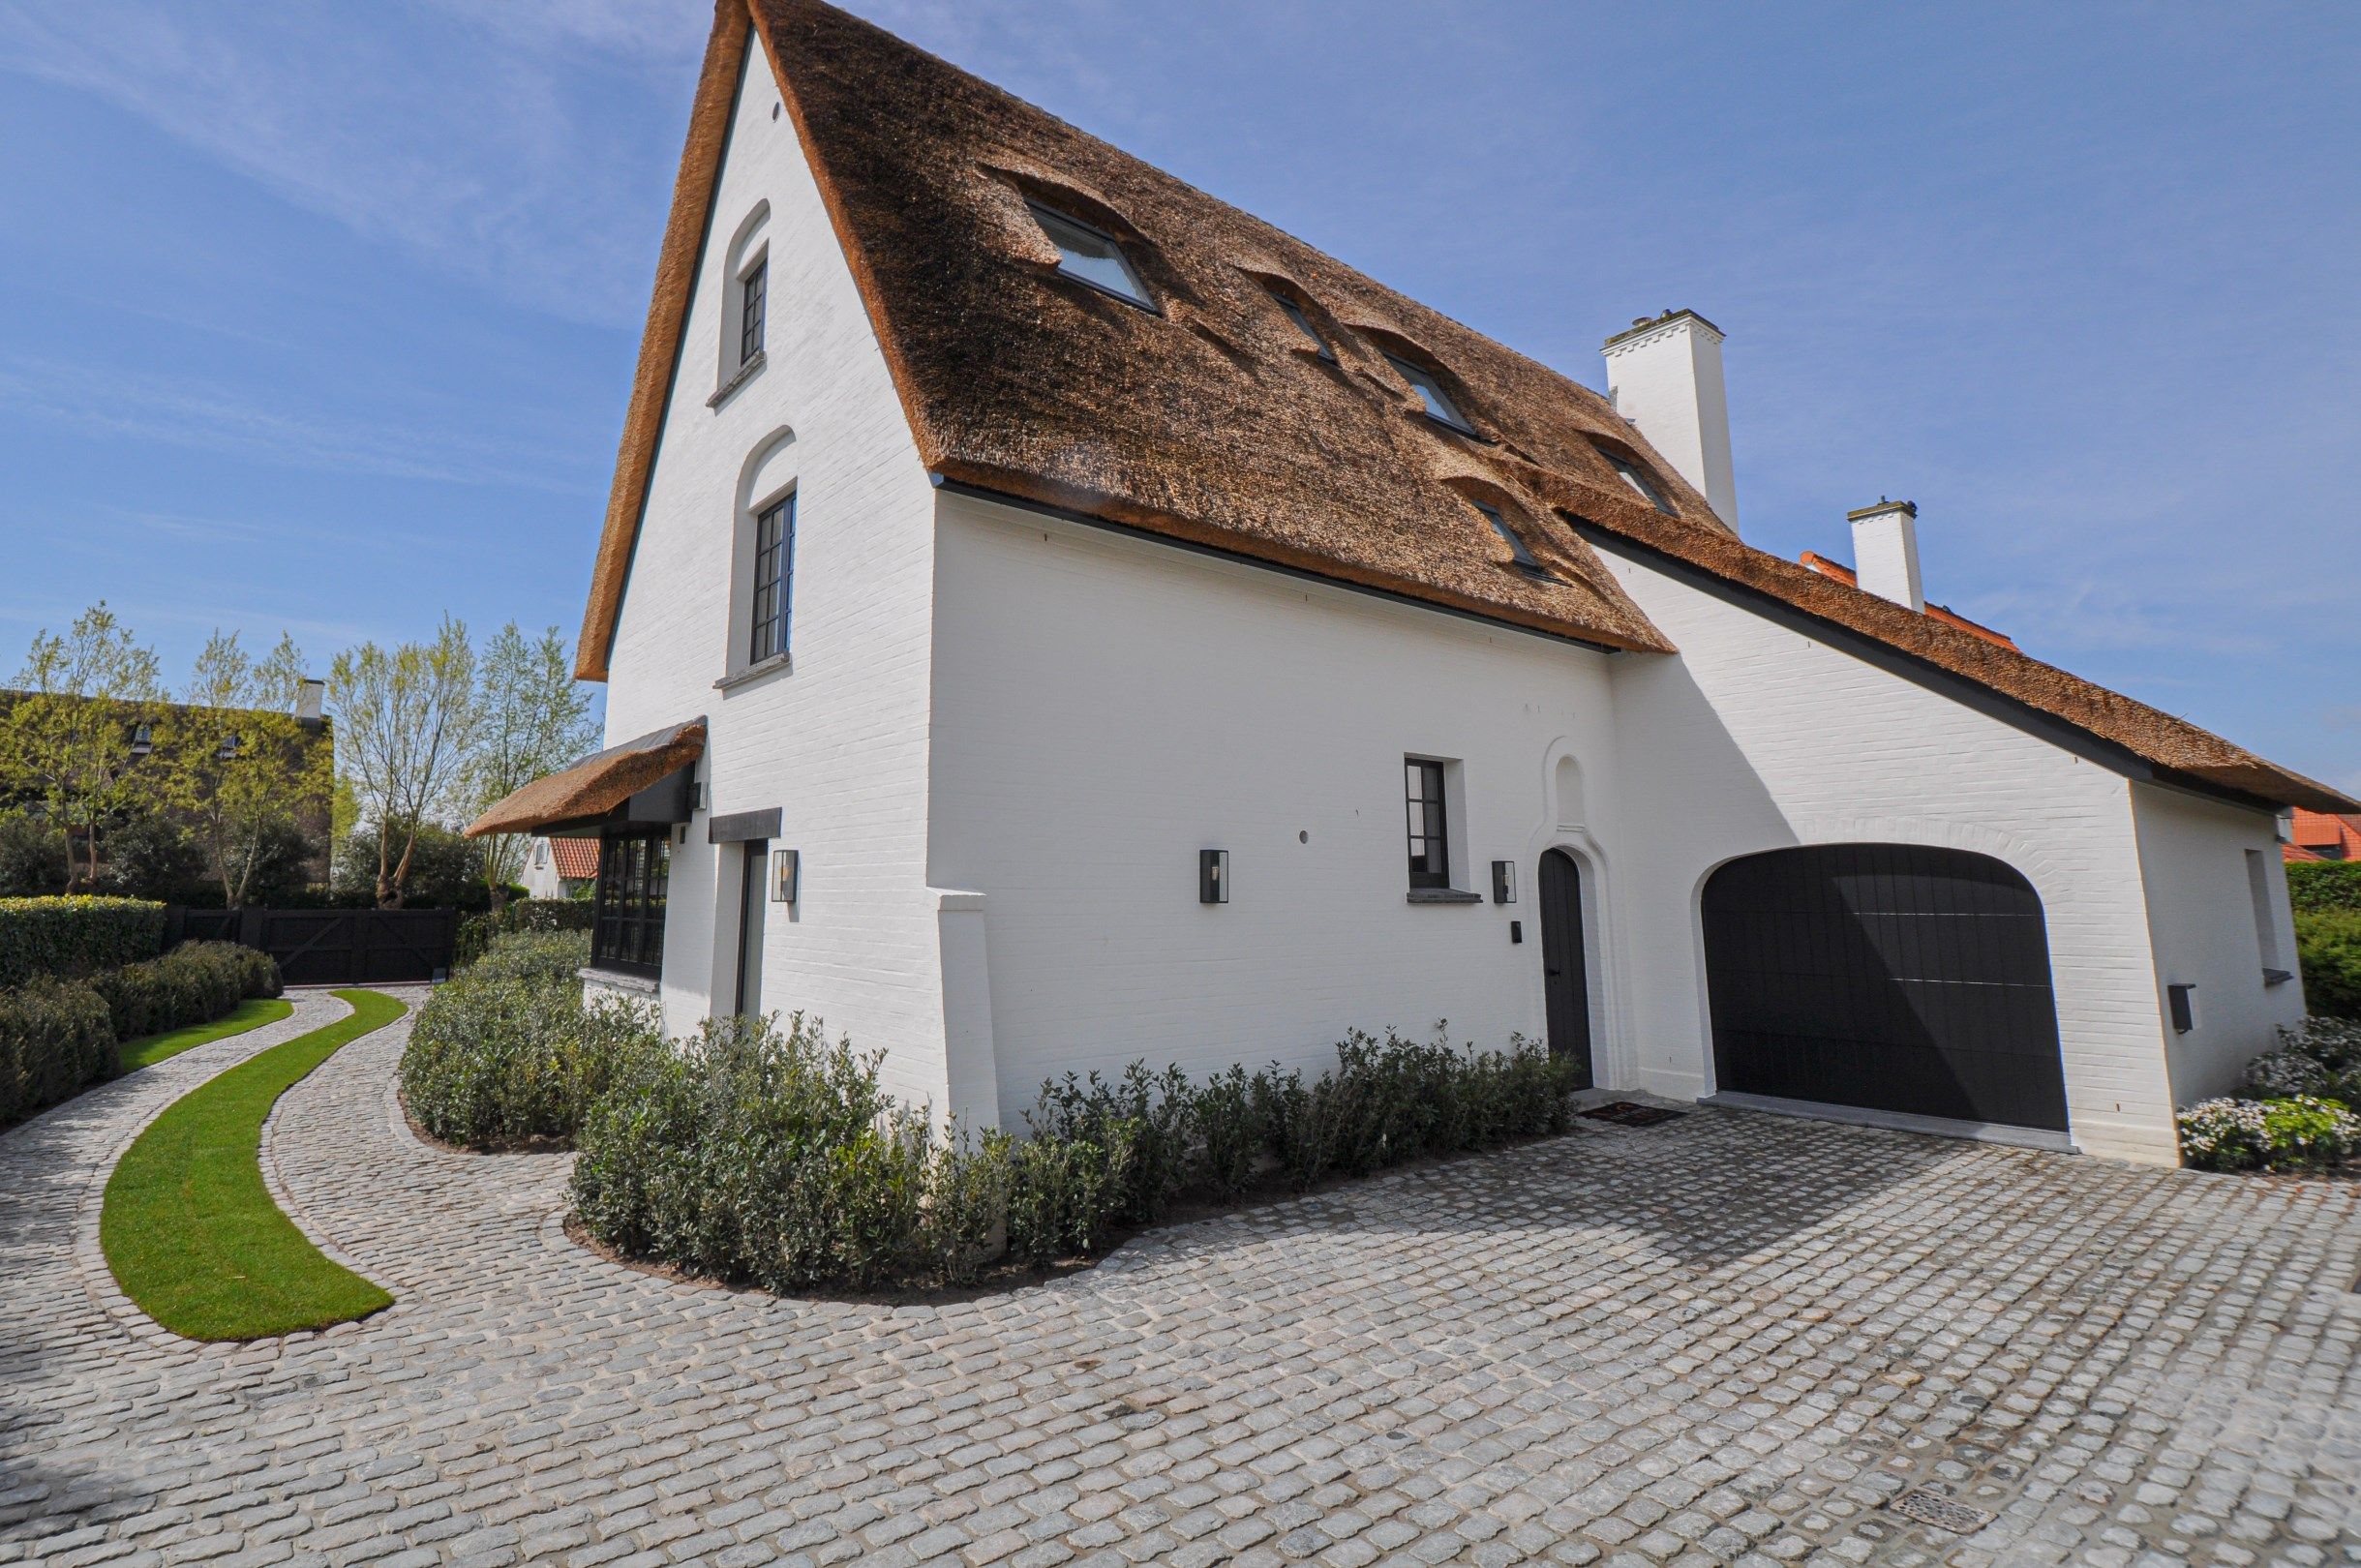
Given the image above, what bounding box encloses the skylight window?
[1269,289,1334,360]
[1473,501,1547,577]
[1384,353,1474,435]
[1026,201,1153,309]
[1604,450,1677,515]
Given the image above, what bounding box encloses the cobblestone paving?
[7,997,2361,1566]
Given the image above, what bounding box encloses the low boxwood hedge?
[0,896,167,986]
[1,977,118,1125]
[92,942,283,1041]
[454,898,596,968]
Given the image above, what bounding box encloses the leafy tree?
[329,618,476,908]
[467,624,597,908]
[1,603,166,890]
[0,811,67,896]
[169,631,328,908]
[100,809,208,901]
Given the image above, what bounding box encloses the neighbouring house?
[519,835,599,900]
[2285,809,2361,863]
[469,0,2354,1166]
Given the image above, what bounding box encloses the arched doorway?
[1537,849,1592,1087]
[1700,843,2068,1132]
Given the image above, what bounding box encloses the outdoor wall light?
[1492,860,1516,904]
[2167,981,2196,1035]
[1199,849,1229,904]
[772,848,799,904]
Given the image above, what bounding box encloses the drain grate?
[1580,1101,1687,1128]
[1891,1489,1991,1535]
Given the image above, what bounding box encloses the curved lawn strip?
[117,996,295,1073]
[102,988,407,1341]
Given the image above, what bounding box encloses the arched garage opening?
[1701,843,2069,1133]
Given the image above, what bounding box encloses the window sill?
[707,349,767,408]
[1407,889,1483,905]
[713,651,790,692]
[2264,967,2296,985]
[579,965,659,996]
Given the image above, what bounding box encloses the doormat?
[1580,1101,1687,1128]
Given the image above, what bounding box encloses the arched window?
[715,202,772,396]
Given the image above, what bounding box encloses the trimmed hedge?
[0,897,167,987]
[2288,860,2361,915]
[92,942,283,1041]
[400,931,649,1147]
[2296,910,2361,1022]
[455,899,596,968]
[0,978,117,1125]
[570,1021,1586,1294]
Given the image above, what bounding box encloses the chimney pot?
[1600,309,1739,532]
[1846,499,1924,613]
[296,678,325,725]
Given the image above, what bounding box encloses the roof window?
[1603,450,1676,514]
[1269,289,1335,360]
[1384,352,1475,435]
[1027,201,1154,309]
[1473,501,1547,577]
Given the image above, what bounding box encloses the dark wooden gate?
[1701,843,2068,1131]
[166,906,459,984]
[1536,849,1593,1086]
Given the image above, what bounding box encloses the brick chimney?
[1847,499,1923,613]
[1600,309,1738,531]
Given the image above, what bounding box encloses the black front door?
[1537,849,1592,1086]
[734,840,768,1016]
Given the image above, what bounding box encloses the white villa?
[471,0,2352,1167]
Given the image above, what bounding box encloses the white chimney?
[1848,499,1923,613]
[296,678,325,726]
[1600,309,1738,531]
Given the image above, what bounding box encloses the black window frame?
[1025,200,1158,313]
[1383,352,1477,436]
[591,830,671,979]
[1473,500,1548,577]
[738,257,767,368]
[1603,449,1677,515]
[747,490,795,665]
[1404,758,1452,890]
[1269,288,1335,361]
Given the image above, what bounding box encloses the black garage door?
[1701,843,2068,1132]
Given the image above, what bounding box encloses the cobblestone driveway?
[5,992,2361,1567]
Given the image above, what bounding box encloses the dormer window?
[1027,202,1153,310]
[129,722,153,757]
[1473,501,1547,577]
[738,257,767,368]
[1603,450,1676,515]
[1384,353,1475,435]
[1269,289,1334,360]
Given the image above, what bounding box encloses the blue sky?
[3,1,2356,788]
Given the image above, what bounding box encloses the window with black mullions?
[592,831,671,978]
[739,259,767,367]
[1405,758,1451,890]
[748,492,795,664]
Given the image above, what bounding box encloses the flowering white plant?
[2177,1095,2360,1173]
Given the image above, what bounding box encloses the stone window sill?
[707,349,766,408]
[579,966,659,996]
[1407,889,1483,905]
[713,651,790,692]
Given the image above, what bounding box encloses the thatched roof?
[465,719,705,838]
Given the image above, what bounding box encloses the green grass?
[117,996,295,1073]
[102,988,407,1341]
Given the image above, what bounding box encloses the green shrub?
[0,978,117,1125]
[2288,860,2361,915]
[2178,1095,2361,1172]
[2295,910,2361,1022]
[0,813,68,898]
[399,931,643,1147]
[90,942,282,1040]
[454,899,598,967]
[0,897,167,986]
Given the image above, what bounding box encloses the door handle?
[1546,966,1563,977]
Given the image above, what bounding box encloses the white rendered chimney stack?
[296,678,325,726]
[1848,499,1923,613]
[1600,309,1738,531]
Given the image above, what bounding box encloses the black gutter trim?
[932,475,1629,656]
[1570,519,2291,816]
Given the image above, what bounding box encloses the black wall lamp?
[772,848,800,904]
[1199,849,1229,904]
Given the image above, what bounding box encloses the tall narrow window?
[1026,202,1154,309]
[592,831,671,978]
[739,259,767,367]
[2248,849,2287,977]
[748,492,795,664]
[1405,759,1451,890]
[1385,353,1475,435]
